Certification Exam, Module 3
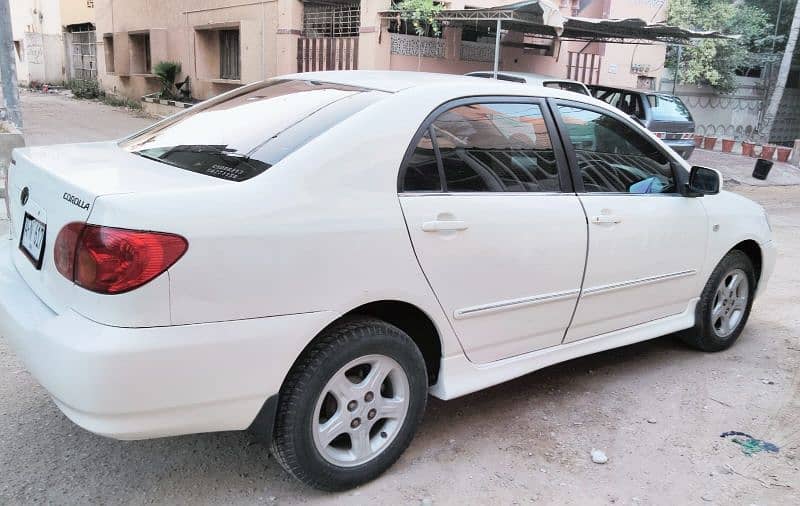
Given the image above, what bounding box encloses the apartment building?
[9,0,96,84]
[94,0,669,101]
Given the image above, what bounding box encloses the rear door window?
[401,102,562,193]
[544,81,589,95]
[647,95,693,121]
[120,80,384,181]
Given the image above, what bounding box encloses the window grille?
[220,29,241,80]
[303,2,361,38]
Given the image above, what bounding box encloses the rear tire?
[269,316,428,491]
[680,250,756,352]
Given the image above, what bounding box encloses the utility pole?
[671,44,682,96]
[772,0,784,52]
[758,0,800,144]
[0,0,22,128]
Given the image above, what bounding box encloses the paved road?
[19,90,155,147]
[1,94,799,505]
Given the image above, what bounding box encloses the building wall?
[60,0,95,27]
[387,0,667,89]
[9,0,65,84]
[95,0,283,101]
[93,0,669,101]
[661,69,800,146]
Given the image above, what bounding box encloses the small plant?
[153,61,182,100]
[101,94,142,110]
[66,79,102,99]
[393,0,443,37]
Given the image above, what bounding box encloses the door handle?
[591,215,622,224]
[422,220,469,232]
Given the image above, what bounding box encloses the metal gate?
[297,2,359,72]
[68,30,97,81]
[297,37,358,72]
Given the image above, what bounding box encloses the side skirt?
[429,298,698,400]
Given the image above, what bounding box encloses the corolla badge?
[20,187,29,206]
[63,192,91,211]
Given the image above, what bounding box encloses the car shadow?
[4,333,702,502]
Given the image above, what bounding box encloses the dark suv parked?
[588,85,696,159]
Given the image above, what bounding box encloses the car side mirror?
[684,166,721,197]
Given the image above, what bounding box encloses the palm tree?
[758,0,800,144]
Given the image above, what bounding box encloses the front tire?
[681,250,756,352]
[269,317,428,491]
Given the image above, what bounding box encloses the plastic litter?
[720,431,779,456]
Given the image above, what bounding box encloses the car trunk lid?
[6,141,223,313]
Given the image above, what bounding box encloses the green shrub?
[153,61,182,100]
[66,79,102,99]
[101,94,142,110]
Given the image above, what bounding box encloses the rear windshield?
[121,80,384,181]
[646,94,693,122]
[544,81,589,95]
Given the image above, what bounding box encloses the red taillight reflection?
[54,222,84,280]
[53,223,188,294]
[653,132,666,139]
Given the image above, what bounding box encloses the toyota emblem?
[20,187,29,206]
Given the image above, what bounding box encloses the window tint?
[592,88,620,105]
[557,105,675,194]
[403,129,441,192]
[647,94,693,121]
[430,103,560,192]
[544,81,589,95]
[121,80,384,181]
[616,93,645,119]
[468,73,526,83]
[497,74,526,83]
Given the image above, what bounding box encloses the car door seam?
[562,195,590,344]
[395,194,468,356]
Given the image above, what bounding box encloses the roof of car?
[281,70,594,97]
[282,70,489,93]
[590,84,673,97]
[466,71,575,84]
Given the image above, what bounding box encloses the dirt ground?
[1,93,799,505]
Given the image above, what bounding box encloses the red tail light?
[54,223,188,294]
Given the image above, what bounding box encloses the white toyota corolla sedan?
[1,71,775,490]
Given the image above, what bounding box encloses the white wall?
[9,0,66,84]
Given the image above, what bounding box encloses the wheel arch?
[344,300,443,385]
[731,239,763,286]
[250,300,444,443]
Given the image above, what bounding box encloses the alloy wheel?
[311,354,410,467]
[711,268,749,338]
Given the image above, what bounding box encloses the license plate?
[20,213,47,269]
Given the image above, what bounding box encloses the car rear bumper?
[0,239,334,440]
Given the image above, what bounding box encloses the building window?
[303,2,360,37]
[219,29,240,80]
[13,40,22,61]
[566,51,601,84]
[130,32,151,74]
[103,35,114,73]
